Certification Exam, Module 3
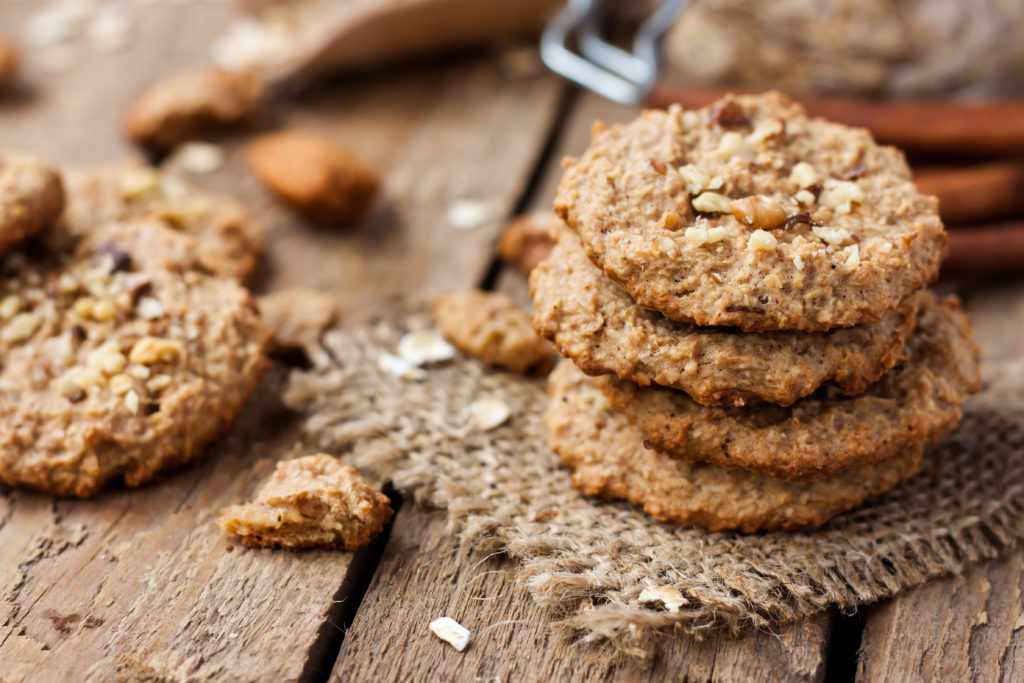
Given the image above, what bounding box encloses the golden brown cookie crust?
[433,291,553,376]
[0,221,269,497]
[64,165,261,281]
[0,154,65,256]
[531,224,920,406]
[593,292,980,482]
[219,454,393,550]
[554,92,947,331]
[547,361,924,533]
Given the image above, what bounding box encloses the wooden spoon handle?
[647,84,1024,155]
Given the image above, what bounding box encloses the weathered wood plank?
[333,507,831,682]
[0,2,566,677]
[857,282,1024,683]
[332,91,833,682]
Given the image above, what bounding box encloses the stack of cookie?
[531,92,981,532]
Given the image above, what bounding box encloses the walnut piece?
[730,195,787,230]
[247,130,379,225]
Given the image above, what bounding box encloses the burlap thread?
[283,317,1024,654]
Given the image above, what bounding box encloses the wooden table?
[2,4,1023,681]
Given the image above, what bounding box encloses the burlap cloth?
[283,317,1024,654]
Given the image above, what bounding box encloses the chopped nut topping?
[662,211,680,229]
[793,254,805,271]
[124,389,140,414]
[747,229,778,252]
[818,178,864,211]
[692,192,732,214]
[109,373,134,395]
[147,373,172,392]
[842,244,860,270]
[87,340,128,375]
[56,366,104,397]
[137,296,164,320]
[678,164,710,195]
[715,131,754,160]
[746,118,783,145]
[684,226,708,246]
[730,195,787,230]
[0,294,22,319]
[129,336,183,365]
[649,158,667,174]
[812,225,853,247]
[789,162,819,188]
[794,189,816,206]
[709,100,750,129]
[2,312,42,343]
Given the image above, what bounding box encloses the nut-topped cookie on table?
[531,221,921,406]
[0,220,269,497]
[63,165,262,281]
[554,92,946,331]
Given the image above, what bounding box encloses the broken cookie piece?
[257,288,337,352]
[497,211,555,273]
[0,153,65,256]
[220,454,393,550]
[433,291,553,376]
[124,67,264,151]
[246,130,379,225]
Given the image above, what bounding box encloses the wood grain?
[332,508,831,682]
[0,2,565,677]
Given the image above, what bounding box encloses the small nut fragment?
[691,192,732,214]
[1,311,41,343]
[818,178,865,211]
[429,617,470,652]
[812,225,853,247]
[730,195,787,230]
[678,164,710,195]
[747,229,778,252]
[124,67,264,152]
[129,336,183,365]
[790,162,819,188]
[247,130,379,225]
[709,100,750,129]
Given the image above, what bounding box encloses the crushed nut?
[795,189,816,206]
[747,229,778,252]
[0,294,23,319]
[715,131,754,160]
[147,373,172,392]
[678,164,710,195]
[137,297,164,320]
[793,254,805,271]
[818,178,864,211]
[691,192,732,214]
[124,389,140,414]
[746,118,783,145]
[129,336,183,365]
[109,374,134,395]
[730,195,787,230]
[812,225,852,247]
[842,244,860,269]
[87,340,128,375]
[789,162,819,188]
[709,100,750,129]
[2,312,42,343]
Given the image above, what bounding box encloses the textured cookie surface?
[548,361,924,532]
[220,454,393,550]
[433,291,553,376]
[593,292,979,481]
[554,92,946,331]
[0,221,268,496]
[64,165,261,281]
[0,154,65,256]
[532,225,920,406]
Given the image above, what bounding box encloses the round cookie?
[592,292,980,482]
[0,220,269,496]
[554,92,946,331]
[0,154,65,256]
[547,360,924,533]
[531,223,921,406]
[63,165,261,281]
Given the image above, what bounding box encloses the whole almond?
[246,130,379,225]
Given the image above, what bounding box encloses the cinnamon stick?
[647,85,1024,155]
[944,222,1024,278]
[915,160,1024,225]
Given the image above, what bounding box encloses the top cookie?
[554,92,946,331]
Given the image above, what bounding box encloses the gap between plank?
[479,84,579,292]
[298,486,404,683]
[824,609,865,683]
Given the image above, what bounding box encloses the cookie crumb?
[247,130,379,225]
[429,617,470,651]
[639,586,687,613]
[433,291,552,376]
[125,67,264,152]
[219,454,393,550]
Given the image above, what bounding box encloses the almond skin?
[246,130,379,225]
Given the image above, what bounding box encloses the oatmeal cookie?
[548,361,924,532]
[554,92,946,331]
[246,130,379,225]
[220,454,393,550]
[124,67,264,151]
[592,292,979,481]
[497,211,555,273]
[531,225,920,406]
[0,220,269,496]
[433,291,553,376]
[64,165,261,281]
[0,154,65,255]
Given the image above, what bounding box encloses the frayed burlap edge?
[283,316,1024,656]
